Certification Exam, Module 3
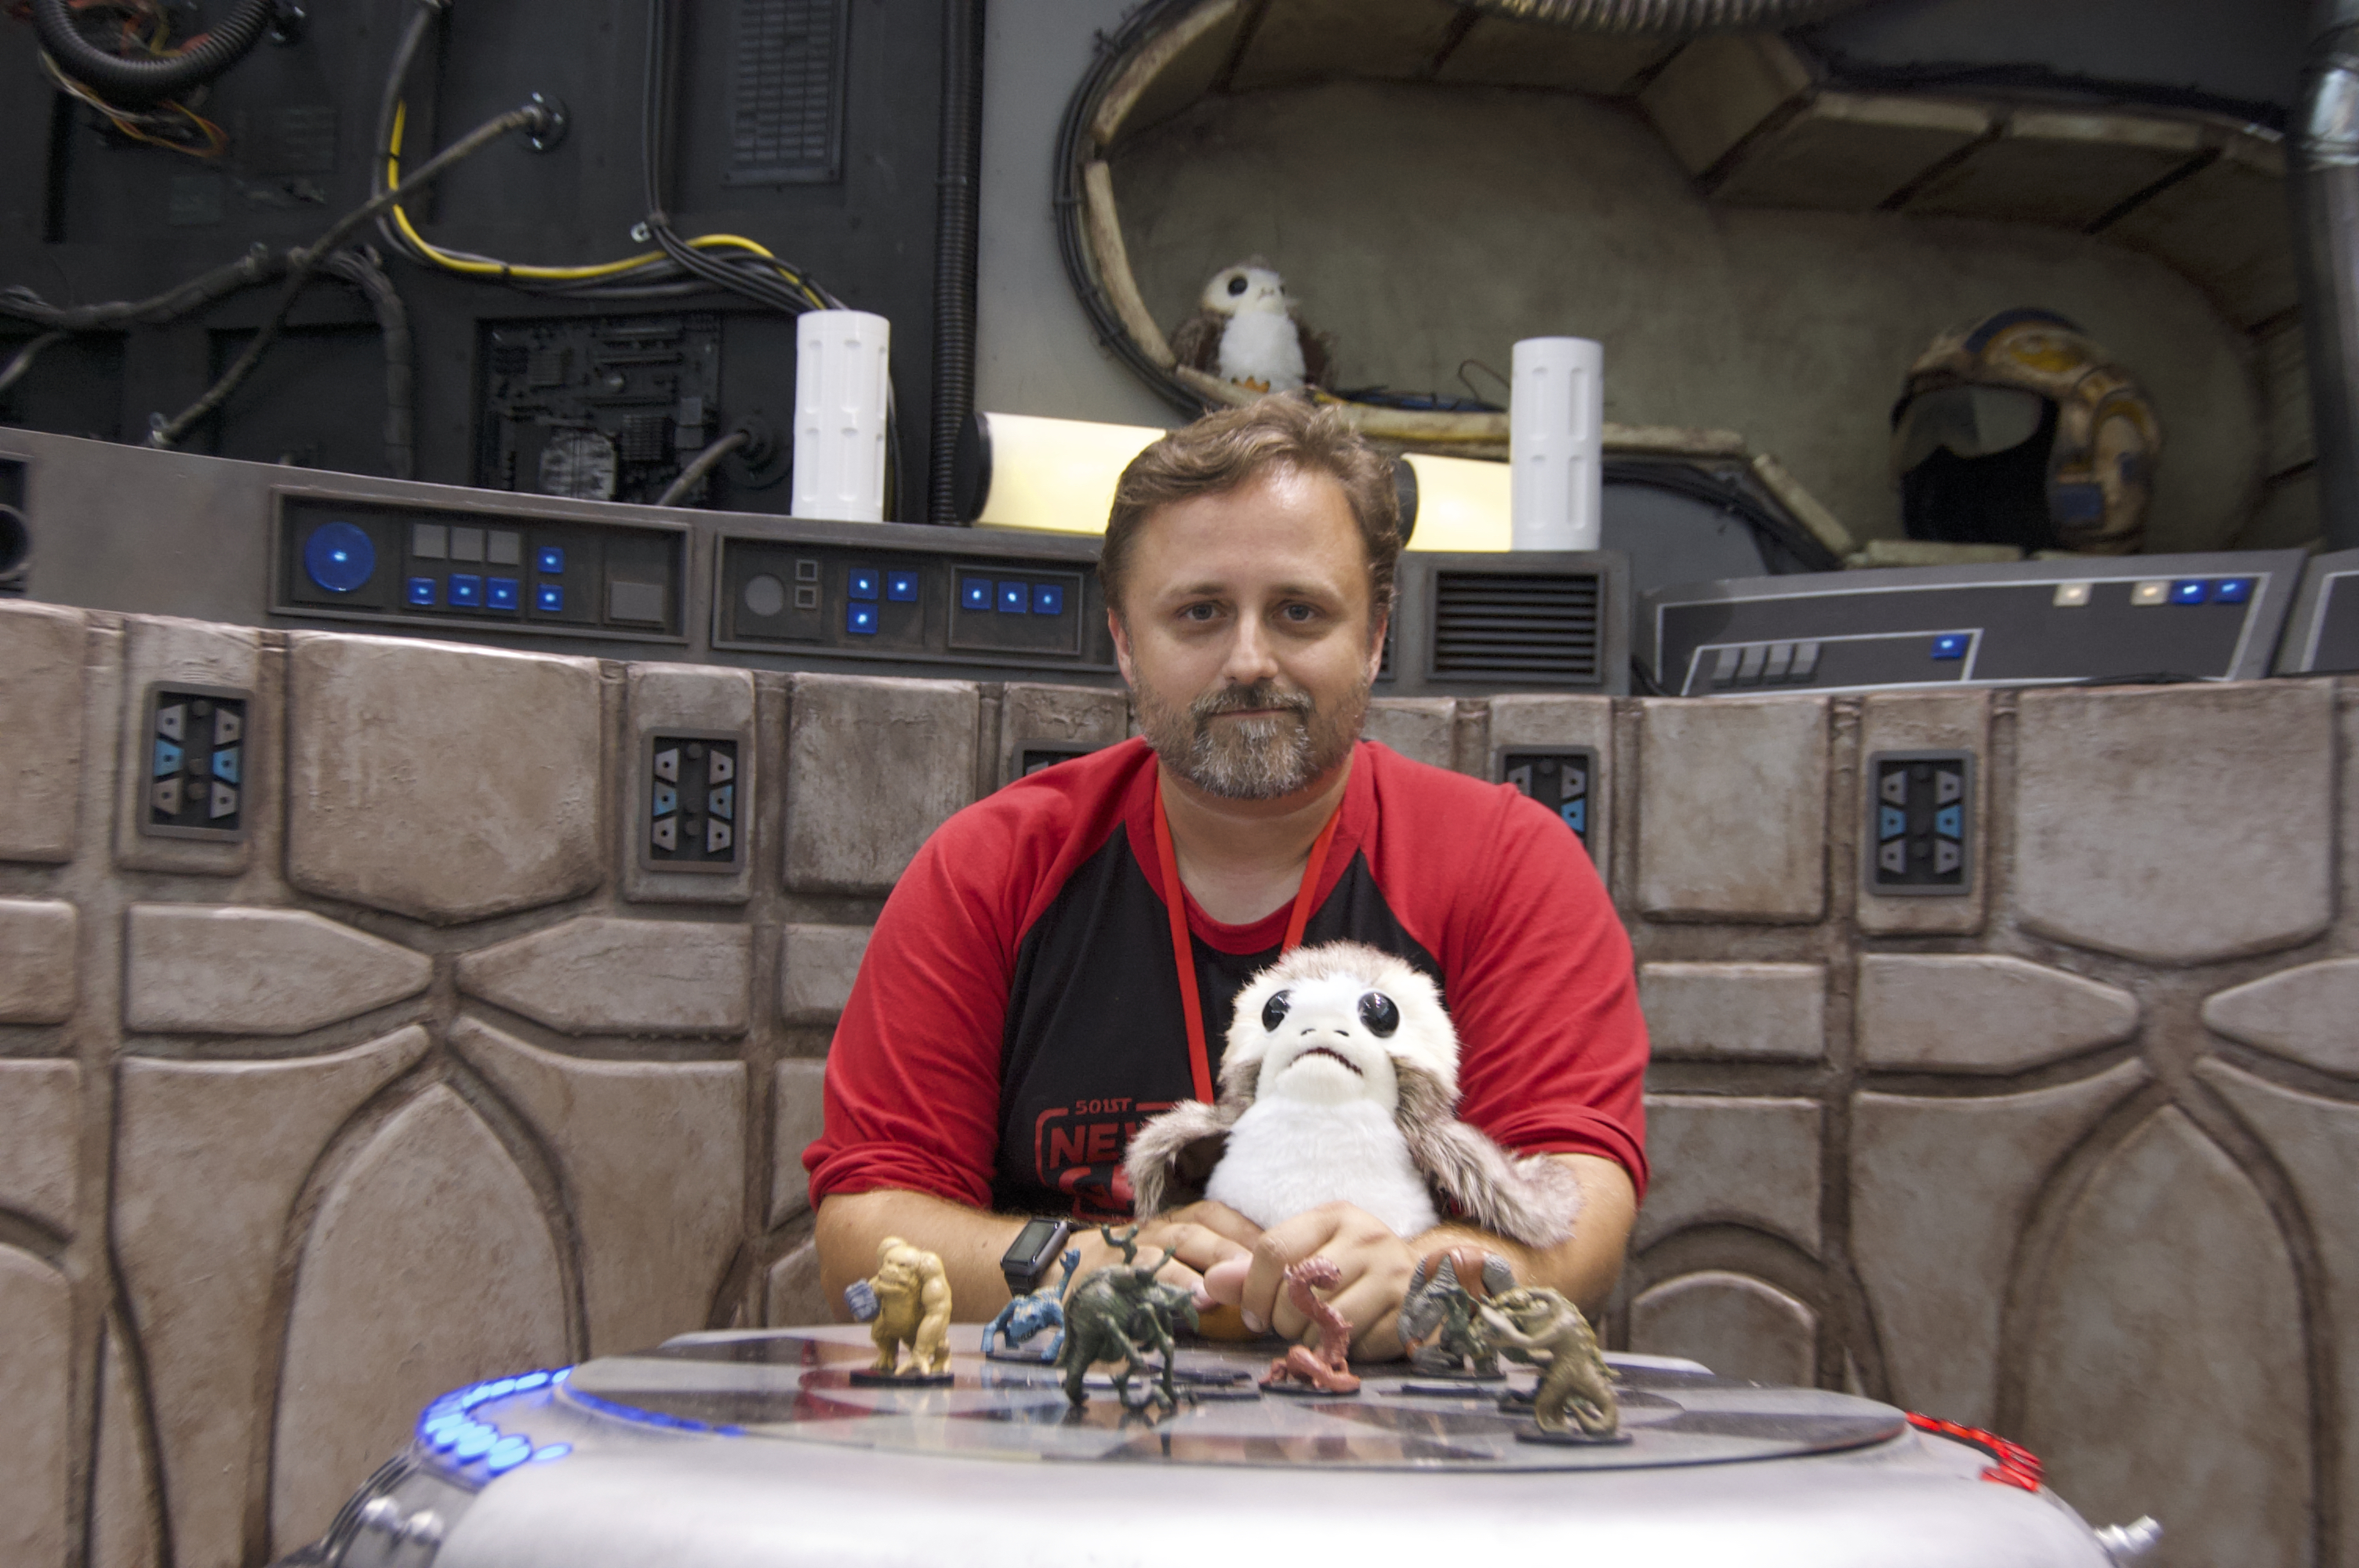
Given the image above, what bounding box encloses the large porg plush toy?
[1125,942,1583,1251]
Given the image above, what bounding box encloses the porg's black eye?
[1358,992,1400,1037]
[1226,274,1249,296]
[1261,990,1292,1031]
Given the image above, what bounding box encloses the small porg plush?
[1125,942,1582,1249]
[1169,257,1331,395]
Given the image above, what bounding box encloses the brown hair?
[1102,397,1401,632]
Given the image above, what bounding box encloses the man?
[805,398,1646,1356]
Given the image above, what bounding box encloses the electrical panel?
[643,733,743,872]
[718,535,1114,672]
[726,0,852,187]
[142,684,251,842]
[1866,751,1972,895]
[275,492,689,641]
[1643,551,2306,696]
[478,314,740,506]
[1499,748,1594,847]
[0,0,950,515]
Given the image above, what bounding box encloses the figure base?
[1515,1426,1633,1447]
[982,1346,1057,1365]
[1403,1366,1506,1382]
[849,1368,956,1387]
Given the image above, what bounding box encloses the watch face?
[1008,1218,1066,1272]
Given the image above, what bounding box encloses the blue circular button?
[304,521,376,594]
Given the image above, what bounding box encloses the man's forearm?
[815,1189,1036,1320]
[1411,1154,1637,1319]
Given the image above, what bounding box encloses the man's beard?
[1134,674,1368,800]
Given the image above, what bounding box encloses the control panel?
[642,733,743,873]
[142,684,250,842]
[276,493,689,641]
[1866,751,1972,895]
[718,535,1114,671]
[5,430,1625,694]
[1499,748,1594,847]
[1644,552,2306,697]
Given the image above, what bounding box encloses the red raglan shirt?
[804,738,1648,1223]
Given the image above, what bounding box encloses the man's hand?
[1234,1201,1419,1359]
[1063,1200,1259,1298]
[1227,1156,1641,1360]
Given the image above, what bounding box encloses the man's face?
[1110,465,1385,802]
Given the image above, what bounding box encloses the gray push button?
[1736,644,1768,685]
[1790,641,1822,681]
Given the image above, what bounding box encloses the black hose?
[656,427,751,507]
[928,0,983,524]
[1,243,289,332]
[0,332,67,398]
[320,251,415,481]
[31,0,275,106]
[151,100,553,448]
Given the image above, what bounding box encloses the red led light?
[1906,1411,2045,1490]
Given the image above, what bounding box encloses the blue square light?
[886,570,920,603]
[536,583,565,613]
[998,581,1028,614]
[2215,577,2255,604]
[1031,583,1066,615]
[961,576,993,611]
[449,574,484,608]
[536,546,565,575]
[849,568,881,601]
[847,601,879,636]
[487,577,520,611]
[1930,633,1968,661]
[406,576,437,607]
[2170,579,2208,605]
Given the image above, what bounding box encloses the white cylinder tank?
[1510,336,1603,552]
[793,310,892,523]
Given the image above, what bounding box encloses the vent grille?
[1430,571,1602,684]
[726,0,849,186]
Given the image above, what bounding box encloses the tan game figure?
[863,1235,952,1379]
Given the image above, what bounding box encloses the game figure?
[1258,1257,1361,1396]
[1478,1286,1621,1441]
[983,1248,1081,1362]
[1056,1225,1198,1411]
[842,1235,953,1384]
[1399,1245,1515,1378]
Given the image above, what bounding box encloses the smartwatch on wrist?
[1000,1218,1074,1296]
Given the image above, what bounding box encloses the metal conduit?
[1464,0,1876,31]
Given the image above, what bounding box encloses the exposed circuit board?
[477,314,723,506]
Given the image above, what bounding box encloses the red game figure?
[1259,1258,1361,1396]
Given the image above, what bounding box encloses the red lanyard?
[1151,774,1344,1102]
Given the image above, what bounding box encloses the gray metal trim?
[2274,546,2359,673]
[1641,550,2309,692]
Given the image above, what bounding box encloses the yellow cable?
[387,103,826,305]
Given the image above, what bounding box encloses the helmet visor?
[1893,384,2048,474]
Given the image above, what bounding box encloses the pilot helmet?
[1890,308,2159,555]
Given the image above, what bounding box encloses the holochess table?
[310,1324,2132,1568]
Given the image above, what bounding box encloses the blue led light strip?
[415,1367,576,1474]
